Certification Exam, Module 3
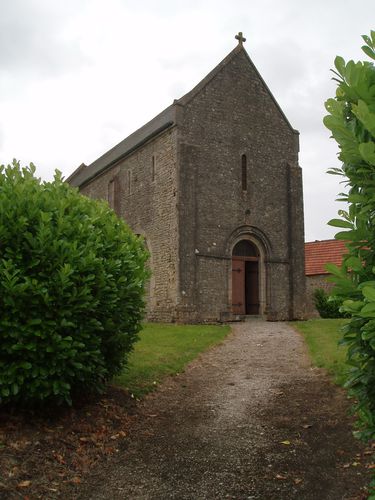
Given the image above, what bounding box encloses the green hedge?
[0,161,149,406]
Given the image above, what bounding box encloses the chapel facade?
[68,34,306,323]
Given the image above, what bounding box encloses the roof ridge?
[176,45,243,106]
[305,238,343,244]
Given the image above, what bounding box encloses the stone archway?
[226,226,270,319]
[231,240,260,315]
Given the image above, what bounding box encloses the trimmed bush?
[0,161,149,406]
[313,288,348,319]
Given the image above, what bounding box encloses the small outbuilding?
[305,239,347,317]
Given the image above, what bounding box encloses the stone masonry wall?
[177,48,305,321]
[80,127,179,322]
[287,164,306,319]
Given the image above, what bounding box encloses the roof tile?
[305,239,347,276]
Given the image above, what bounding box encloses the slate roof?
[67,104,176,187]
[67,43,299,188]
[305,239,347,276]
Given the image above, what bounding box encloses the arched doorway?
[232,240,260,315]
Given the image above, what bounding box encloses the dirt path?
[79,321,372,499]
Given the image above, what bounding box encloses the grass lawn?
[292,319,350,386]
[115,323,231,397]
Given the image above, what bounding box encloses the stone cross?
[235,32,246,45]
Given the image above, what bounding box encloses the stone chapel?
[68,33,306,323]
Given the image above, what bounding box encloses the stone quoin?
[68,33,306,323]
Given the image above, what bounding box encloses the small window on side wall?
[108,176,121,215]
[151,155,155,182]
[241,154,247,191]
[108,179,115,209]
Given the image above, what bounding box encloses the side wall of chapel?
[79,127,179,322]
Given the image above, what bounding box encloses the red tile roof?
[305,239,348,276]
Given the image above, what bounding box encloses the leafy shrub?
[0,161,149,406]
[324,31,375,440]
[313,288,348,319]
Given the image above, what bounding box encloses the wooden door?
[245,261,259,314]
[232,258,245,314]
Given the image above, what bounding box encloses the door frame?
[229,234,267,317]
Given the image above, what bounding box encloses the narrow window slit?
[241,154,247,191]
[152,155,155,182]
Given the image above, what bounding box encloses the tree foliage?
[324,31,375,440]
[313,288,348,319]
[0,161,149,406]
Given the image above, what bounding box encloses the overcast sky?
[0,0,373,241]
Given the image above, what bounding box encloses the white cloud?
[0,0,87,76]
[0,0,373,240]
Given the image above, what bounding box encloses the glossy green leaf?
[327,218,353,228]
[359,142,375,165]
[360,302,375,316]
[362,45,375,60]
[347,193,365,203]
[335,230,354,241]
[362,286,375,301]
[334,56,346,76]
[362,35,373,47]
[359,281,375,289]
[325,262,346,277]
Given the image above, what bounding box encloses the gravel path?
[81,321,371,500]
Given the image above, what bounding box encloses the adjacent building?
[305,239,347,316]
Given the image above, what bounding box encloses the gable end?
[177,45,298,135]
